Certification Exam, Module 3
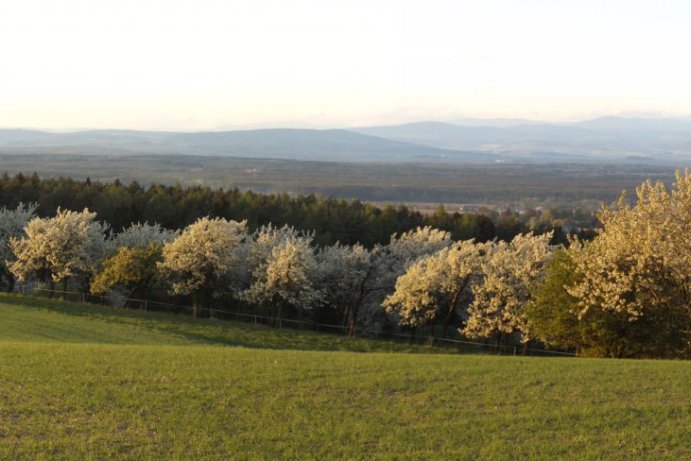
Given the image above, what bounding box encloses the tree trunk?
[60,278,68,300]
[7,275,15,293]
[495,333,502,354]
[192,294,200,319]
[348,305,360,337]
[276,303,283,328]
[125,286,140,309]
[349,276,371,338]
[441,293,460,337]
[48,278,55,299]
[409,325,417,344]
[442,281,468,338]
[441,316,451,339]
[341,305,351,327]
[428,319,436,346]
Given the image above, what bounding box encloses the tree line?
[0,173,589,248]
[2,173,686,358]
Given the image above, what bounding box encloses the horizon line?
[3,114,691,133]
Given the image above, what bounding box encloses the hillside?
[1,294,690,460]
[3,117,691,165]
[0,128,494,163]
[0,295,430,353]
[352,118,691,164]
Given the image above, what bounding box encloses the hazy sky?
[2,0,691,130]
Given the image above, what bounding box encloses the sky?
[1,0,691,130]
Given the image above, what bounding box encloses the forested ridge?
[0,173,585,247]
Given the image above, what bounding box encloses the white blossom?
[0,203,37,290]
[384,239,489,332]
[567,170,691,326]
[158,217,247,309]
[315,243,375,331]
[243,232,320,316]
[462,233,554,342]
[112,222,176,250]
[10,207,108,284]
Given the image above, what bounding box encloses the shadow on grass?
[0,293,452,354]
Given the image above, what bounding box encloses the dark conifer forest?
[0,173,592,247]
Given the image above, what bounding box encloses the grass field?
[1,294,689,460]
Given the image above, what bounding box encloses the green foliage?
[91,244,163,300]
[1,295,690,460]
[526,251,584,350]
[526,251,689,358]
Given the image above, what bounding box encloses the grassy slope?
[0,295,690,460]
[0,295,438,353]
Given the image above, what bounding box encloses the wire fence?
[26,287,576,357]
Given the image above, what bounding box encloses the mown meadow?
[0,294,689,460]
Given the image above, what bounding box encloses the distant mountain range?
[0,128,494,163]
[2,117,691,165]
[351,117,691,164]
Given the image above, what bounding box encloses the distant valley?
[2,116,689,209]
[0,153,678,210]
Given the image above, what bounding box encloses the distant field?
[1,294,690,460]
[0,153,679,208]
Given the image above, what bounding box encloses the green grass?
[1,294,690,460]
[0,294,439,353]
